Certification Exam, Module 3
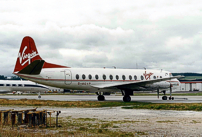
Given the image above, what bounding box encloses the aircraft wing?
[91,75,183,89]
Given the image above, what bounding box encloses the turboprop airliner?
[13,36,181,102]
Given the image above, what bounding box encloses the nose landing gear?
[161,83,174,100]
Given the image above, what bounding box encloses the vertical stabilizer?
[14,36,42,73]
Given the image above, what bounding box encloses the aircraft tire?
[162,96,167,100]
[97,95,105,101]
[123,95,131,102]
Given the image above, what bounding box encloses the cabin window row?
[75,74,163,80]
[76,74,144,80]
[0,84,23,87]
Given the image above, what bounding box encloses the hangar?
[178,80,202,91]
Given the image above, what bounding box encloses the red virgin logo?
[143,71,153,80]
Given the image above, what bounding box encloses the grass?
[2,99,202,111]
[122,102,202,111]
[156,120,177,123]
[0,117,148,137]
[0,99,138,108]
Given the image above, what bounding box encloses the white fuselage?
[17,68,180,93]
[0,80,50,93]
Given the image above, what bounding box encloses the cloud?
[0,0,202,76]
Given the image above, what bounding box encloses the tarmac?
[0,94,202,103]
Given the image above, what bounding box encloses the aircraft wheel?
[97,95,105,101]
[162,96,167,100]
[123,95,131,102]
[169,97,171,100]
[172,97,174,100]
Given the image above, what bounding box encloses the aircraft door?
[65,70,72,85]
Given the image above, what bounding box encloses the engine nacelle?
[145,81,170,89]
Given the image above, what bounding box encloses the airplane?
[0,80,49,94]
[13,36,182,102]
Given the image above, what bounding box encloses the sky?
[0,0,202,76]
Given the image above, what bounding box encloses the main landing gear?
[122,90,132,102]
[96,92,105,101]
[123,95,131,102]
[96,91,132,102]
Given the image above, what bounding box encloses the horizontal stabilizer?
[18,60,45,75]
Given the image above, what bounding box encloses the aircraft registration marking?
[78,82,91,85]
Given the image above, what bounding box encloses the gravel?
[1,106,202,136]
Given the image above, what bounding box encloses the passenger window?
[116,75,119,80]
[95,75,99,80]
[76,74,79,80]
[82,74,86,80]
[141,75,144,80]
[18,84,22,87]
[12,84,17,86]
[153,76,156,79]
[122,75,126,80]
[103,74,106,80]
[134,75,137,80]
[109,75,113,80]
[6,84,10,87]
[160,76,162,78]
[0,84,3,86]
[88,74,92,80]
[129,75,132,80]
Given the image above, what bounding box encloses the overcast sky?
[0,0,202,76]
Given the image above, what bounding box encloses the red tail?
[14,36,69,74]
[14,36,42,73]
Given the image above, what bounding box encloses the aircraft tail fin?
[14,36,42,73]
[14,36,68,74]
